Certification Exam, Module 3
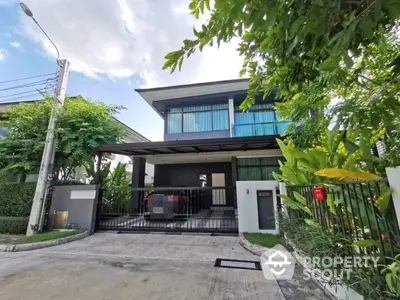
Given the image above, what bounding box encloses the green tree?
[163,0,400,151]
[0,96,124,180]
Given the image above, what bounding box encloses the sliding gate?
[96,187,238,233]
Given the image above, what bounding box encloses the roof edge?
[135,78,249,93]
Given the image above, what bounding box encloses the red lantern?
[313,187,326,201]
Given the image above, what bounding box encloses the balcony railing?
[233,121,290,137]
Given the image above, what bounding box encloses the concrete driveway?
[0,233,328,300]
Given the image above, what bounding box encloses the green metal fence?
[286,182,400,263]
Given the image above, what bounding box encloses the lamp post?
[20,2,70,236]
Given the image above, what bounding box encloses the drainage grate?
[214,258,262,271]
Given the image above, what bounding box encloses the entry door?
[212,173,226,205]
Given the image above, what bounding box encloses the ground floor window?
[237,157,282,181]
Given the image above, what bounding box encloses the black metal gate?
[96,187,238,233]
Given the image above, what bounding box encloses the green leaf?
[286,36,298,55]
[343,51,353,68]
[359,18,374,39]
[297,158,319,173]
[205,0,210,11]
[281,195,302,210]
[178,56,184,71]
[304,218,321,227]
[320,57,339,71]
[277,66,290,77]
[343,138,359,153]
[326,193,336,215]
[293,191,307,206]
[378,185,392,214]
[353,240,381,248]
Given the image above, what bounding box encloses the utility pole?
[26,59,70,236]
[19,2,71,236]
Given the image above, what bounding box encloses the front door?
[212,173,226,205]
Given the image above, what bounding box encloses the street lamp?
[20,2,60,62]
[20,2,70,236]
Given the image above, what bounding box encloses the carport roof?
[94,135,279,156]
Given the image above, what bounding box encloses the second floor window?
[167,104,229,134]
[234,103,290,137]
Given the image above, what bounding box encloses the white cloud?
[9,41,22,49]
[20,0,243,87]
[0,48,7,61]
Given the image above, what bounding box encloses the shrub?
[281,216,390,299]
[0,216,29,234]
[0,182,36,217]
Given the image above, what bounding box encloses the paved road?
[0,233,328,300]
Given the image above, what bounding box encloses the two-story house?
[94,79,289,233]
[98,78,288,189]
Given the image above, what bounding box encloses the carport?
[92,135,280,233]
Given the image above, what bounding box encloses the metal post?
[92,152,103,234]
[26,59,70,236]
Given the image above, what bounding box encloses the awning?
[93,135,280,156]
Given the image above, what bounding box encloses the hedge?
[0,182,36,217]
[0,216,29,234]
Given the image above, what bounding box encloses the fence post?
[90,152,102,234]
[386,167,400,230]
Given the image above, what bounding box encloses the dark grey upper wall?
[164,130,229,141]
[154,162,235,206]
[154,162,233,187]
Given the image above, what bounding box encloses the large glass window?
[237,157,283,181]
[234,103,290,137]
[167,104,229,134]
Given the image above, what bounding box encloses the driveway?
[0,233,328,300]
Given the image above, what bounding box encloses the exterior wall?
[154,162,233,187]
[150,85,284,142]
[236,181,279,234]
[154,162,235,206]
[164,130,229,141]
[386,167,400,230]
[49,185,96,230]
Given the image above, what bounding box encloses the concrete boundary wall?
[236,181,279,234]
[50,185,96,230]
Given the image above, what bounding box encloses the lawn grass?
[243,233,291,250]
[22,230,85,244]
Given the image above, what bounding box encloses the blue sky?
[0,0,242,141]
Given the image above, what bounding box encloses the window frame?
[237,157,283,181]
[167,104,229,134]
[234,104,290,136]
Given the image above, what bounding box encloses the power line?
[0,89,55,103]
[0,78,57,92]
[0,92,43,103]
[0,73,56,85]
[0,89,47,99]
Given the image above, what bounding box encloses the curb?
[0,231,89,252]
[238,233,266,256]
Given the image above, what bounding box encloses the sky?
[0,0,243,141]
